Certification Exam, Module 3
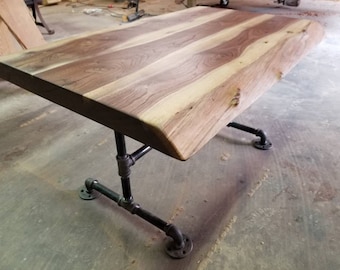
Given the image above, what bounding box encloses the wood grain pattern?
[0,0,45,50]
[0,7,324,160]
[0,20,19,56]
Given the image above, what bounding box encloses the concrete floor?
[0,0,339,269]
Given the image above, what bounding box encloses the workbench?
[0,7,323,258]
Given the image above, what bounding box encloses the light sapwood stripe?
[104,9,235,54]
[96,15,298,116]
[139,20,313,128]
[85,14,274,100]
[4,9,232,75]
[168,21,323,159]
[0,6,214,62]
[36,11,258,95]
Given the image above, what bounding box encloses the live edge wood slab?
[0,7,323,160]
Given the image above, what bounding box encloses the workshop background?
[0,0,339,269]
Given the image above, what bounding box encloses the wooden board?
[0,7,323,160]
[0,0,45,50]
[0,20,20,56]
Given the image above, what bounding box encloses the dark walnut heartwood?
[0,7,324,258]
[0,7,323,160]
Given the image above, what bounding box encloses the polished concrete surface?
[0,0,339,269]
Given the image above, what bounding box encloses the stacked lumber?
[0,0,45,56]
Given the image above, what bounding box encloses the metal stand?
[276,0,300,7]
[127,0,139,12]
[79,131,193,259]
[126,0,145,22]
[25,0,55,35]
[227,122,272,150]
[198,0,230,8]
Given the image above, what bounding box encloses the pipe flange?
[252,139,272,150]
[79,185,97,200]
[165,234,193,259]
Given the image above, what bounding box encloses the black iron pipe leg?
[127,202,193,258]
[79,178,98,200]
[80,177,193,258]
[164,225,193,258]
[79,131,193,258]
[227,122,272,150]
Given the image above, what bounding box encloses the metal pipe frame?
[227,121,272,150]
[79,123,270,258]
[79,131,193,259]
